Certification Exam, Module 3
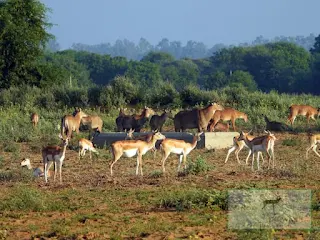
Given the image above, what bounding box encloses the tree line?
[67,34,317,61]
[1,0,320,101]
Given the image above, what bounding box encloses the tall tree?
[0,0,52,88]
[310,34,320,54]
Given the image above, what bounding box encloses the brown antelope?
[81,115,103,138]
[238,130,276,171]
[43,134,69,183]
[72,108,103,138]
[31,112,39,128]
[20,158,51,178]
[208,122,230,132]
[116,106,155,132]
[209,108,248,132]
[78,138,99,160]
[126,128,159,159]
[160,132,203,172]
[225,134,264,165]
[61,108,87,138]
[110,131,166,176]
[288,104,320,126]
[174,103,224,132]
[306,133,320,159]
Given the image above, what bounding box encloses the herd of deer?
[21,103,320,184]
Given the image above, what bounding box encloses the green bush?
[186,156,212,175]
[158,189,227,211]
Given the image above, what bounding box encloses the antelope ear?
[264,130,268,134]
[248,129,253,134]
[58,133,63,140]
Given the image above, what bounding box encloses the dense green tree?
[228,70,257,91]
[310,34,320,54]
[125,61,162,87]
[0,0,52,88]
[141,52,175,64]
[161,59,199,91]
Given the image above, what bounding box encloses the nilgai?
[116,106,155,132]
[208,122,229,132]
[263,115,291,132]
[174,103,224,132]
[287,104,320,126]
[31,112,39,128]
[150,110,171,132]
[61,108,87,138]
[209,108,248,132]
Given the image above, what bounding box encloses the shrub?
[282,138,301,146]
[158,189,227,211]
[186,156,212,175]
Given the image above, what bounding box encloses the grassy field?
[0,95,320,239]
[1,116,320,239]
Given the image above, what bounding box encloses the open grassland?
[1,128,320,239]
[1,90,320,239]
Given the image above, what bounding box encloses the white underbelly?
[123,149,138,158]
[171,148,184,155]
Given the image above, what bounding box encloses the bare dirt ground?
[1,131,320,239]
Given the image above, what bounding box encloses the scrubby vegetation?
[2,1,320,239]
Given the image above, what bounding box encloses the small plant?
[3,141,20,153]
[185,156,212,175]
[149,170,163,178]
[158,189,227,211]
[0,155,4,167]
[282,138,301,146]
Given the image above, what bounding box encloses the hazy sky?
[41,0,319,49]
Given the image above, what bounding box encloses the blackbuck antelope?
[225,134,264,165]
[61,108,87,138]
[31,112,39,128]
[20,158,50,177]
[209,108,248,132]
[43,134,69,183]
[110,131,166,176]
[288,104,320,126]
[306,133,320,159]
[262,195,281,209]
[262,194,282,215]
[126,128,161,159]
[78,138,99,160]
[238,130,276,171]
[160,132,203,172]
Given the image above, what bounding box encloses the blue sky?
[41,0,319,49]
